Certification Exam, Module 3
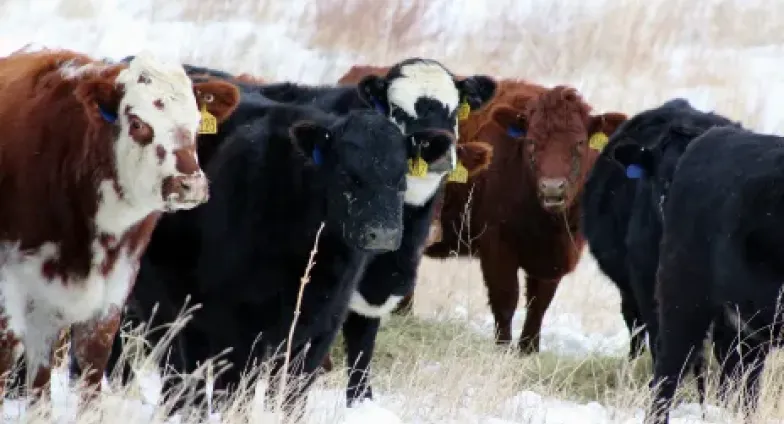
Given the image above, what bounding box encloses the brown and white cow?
[0,49,235,401]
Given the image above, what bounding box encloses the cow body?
[426,81,627,354]
[0,49,214,400]
[610,125,784,424]
[581,98,738,360]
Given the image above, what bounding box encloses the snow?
[2,0,784,422]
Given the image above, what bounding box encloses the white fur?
[387,62,460,120]
[349,292,404,319]
[0,241,138,372]
[0,53,202,379]
[404,173,445,206]
[107,53,204,221]
[387,62,461,170]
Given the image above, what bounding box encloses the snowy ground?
[3,0,784,422]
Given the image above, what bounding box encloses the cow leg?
[70,306,122,401]
[22,320,63,405]
[619,288,647,360]
[478,240,520,345]
[712,319,768,417]
[519,276,559,354]
[343,311,381,407]
[0,315,21,401]
[646,303,711,424]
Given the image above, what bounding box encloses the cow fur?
[608,124,784,424]
[0,49,217,401]
[426,80,627,354]
[581,98,741,411]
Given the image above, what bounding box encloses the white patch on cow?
[107,53,205,221]
[405,173,445,206]
[387,61,461,173]
[387,62,460,119]
[0,240,138,371]
[349,291,403,318]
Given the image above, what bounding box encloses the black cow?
[611,125,784,424]
[581,98,740,408]
[582,98,738,357]
[179,58,499,407]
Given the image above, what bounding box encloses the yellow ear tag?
[408,157,428,177]
[198,103,218,135]
[457,100,471,121]
[588,132,608,151]
[447,161,468,183]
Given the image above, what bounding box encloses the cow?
[581,98,741,411]
[609,124,784,424]
[425,81,627,354]
[93,92,443,419]
[0,48,223,403]
[53,73,241,391]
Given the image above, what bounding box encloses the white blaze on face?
[95,53,202,234]
[387,62,461,196]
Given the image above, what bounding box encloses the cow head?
[289,109,408,253]
[355,58,497,182]
[489,86,627,212]
[606,99,737,217]
[83,53,209,213]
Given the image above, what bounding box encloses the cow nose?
[539,178,567,196]
[362,226,402,252]
[163,173,210,210]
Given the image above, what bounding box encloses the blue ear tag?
[312,147,323,165]
[626,164,645,179]
[98,106,117,124]
[507,126,525,138]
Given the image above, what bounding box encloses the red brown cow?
[426,81,627,353]
[0,48,238,402]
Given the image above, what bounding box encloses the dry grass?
[5,0,784,422]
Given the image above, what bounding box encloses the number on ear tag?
[408,157,428,177]
[447,162,468,183]
[198,103,218,135]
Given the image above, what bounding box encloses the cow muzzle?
[538,177,568,210]
[360,225,402,253]
[162,173,210,211]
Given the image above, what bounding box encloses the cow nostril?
[557,181,566,190]
[368,232,377,241]
[180,181,191,191]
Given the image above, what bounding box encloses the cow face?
[91,54,208,213]
[289,110,407,253]
[490,87,627,212]
[356,58,496,174]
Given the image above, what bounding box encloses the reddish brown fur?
[0,49,177,399]
[193,80,241,122]
[425,79,627,353]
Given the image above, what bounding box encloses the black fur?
[614,125,784,423]
[581,98,739,408]
[167,58,498,407]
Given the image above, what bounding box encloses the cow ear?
[289,121,333,165]
[456,75,497,111]
[611,143,654,180]
[357,75,389,114]
[456,141,494,176]
[587,112,627,151]
[490,105,527,139]
[193,80,241,123]
[76,79,123,124]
